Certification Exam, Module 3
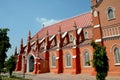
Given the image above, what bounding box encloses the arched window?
[51,55,56,67]
[114,48,120,64]
[93,11,98,17]
[84,31,88,39]
[84,52,90,66]
[69,33,73,42]
[29,56,34,72]
[66,53,72,67]
[107,7,115,20]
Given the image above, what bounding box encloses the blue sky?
[0,0,91,58]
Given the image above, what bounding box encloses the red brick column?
[15,54,22,71]
[22,56,27,73]
[33,63,37,74]
[92,10,103,44]
[55,49,63,74]
[72,47,80,74]
[44,51,50,72]
[44,51,49,60]
[37,62,41,74]
[24,62,27,73]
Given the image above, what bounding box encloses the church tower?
[91,0,120,76]
[91,0,120,38]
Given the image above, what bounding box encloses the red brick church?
[15,0,120,76]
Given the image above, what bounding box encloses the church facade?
[15,0,120,76]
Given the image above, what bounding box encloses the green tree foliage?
[6,55,16,77]
[0,28,11,73]
[91,41,109,80]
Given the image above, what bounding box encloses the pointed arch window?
[84,52,90,66]
[106,7,115,20]
[66,53,72,67]
[69,33,73,42]
[51,55,56,67]
[84,31,88,39]
[114,48,120,64]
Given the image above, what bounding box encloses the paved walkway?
[12,72,120,80]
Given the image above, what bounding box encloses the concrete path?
[13,72,120,80]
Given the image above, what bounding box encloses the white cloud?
[36,17,61,27]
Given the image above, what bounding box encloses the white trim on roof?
[49,35,56,41]
[39,38,45,43]
[31,40,35,45]
[62,32,67,38]
[77,28,82,35]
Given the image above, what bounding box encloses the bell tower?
[91,0,120,76]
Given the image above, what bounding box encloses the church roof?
[31,12,92,41]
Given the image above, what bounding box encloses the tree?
[91,41,109,80]
[0,28,11,73]
[6,55,16,77]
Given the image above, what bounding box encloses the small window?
[84,31,88,39]
[93,11,98,17]
[66,53,72,67]
[69,33,73,42]
[84,52,90,66]
[107,7,115,20]
[114,48,120,64]
[51,55,56,67]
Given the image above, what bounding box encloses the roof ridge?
[62,11,91,21]
[42,11,91,28]
[31,11,92,41]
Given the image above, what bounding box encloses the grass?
[0,75,31,80]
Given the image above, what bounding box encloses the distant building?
[15,0,120,76]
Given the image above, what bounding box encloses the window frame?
[106,7,115,20]
[83,51,91,67]
[84,30,88,39]
[65,53,72,68]
[69,33,73,42]
[51,54,56,68]
[114,47,120,65]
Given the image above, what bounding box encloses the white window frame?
[114,48,120,65]
[83,52,91,67]
[69,33,73,42]
[106,7,115,20]
[65,53,72,68]
[51,55,56,68]
[84,30,88,39]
